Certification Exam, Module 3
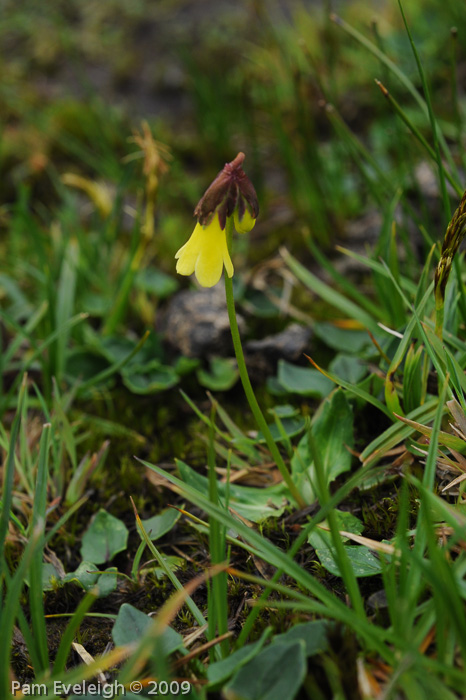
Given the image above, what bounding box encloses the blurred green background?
[1,0,465,425]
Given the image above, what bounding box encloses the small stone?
[159,287,244,358]
[244,323,312,377]
[367,589,388,610]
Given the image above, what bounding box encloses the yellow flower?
[176,152,258,287]
[233,208,255,235]
[175,216,234,288]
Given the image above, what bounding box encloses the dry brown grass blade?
[173,631,233,669]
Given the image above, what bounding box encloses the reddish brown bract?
[193,152,259,230]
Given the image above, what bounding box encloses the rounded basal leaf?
[308,510,383,578]
[64,561,99,591]
[291,389,354,503]
[80,509,129,564]
[66,350,110,384]
[101,332,163,366]
[329,353,367,384]
[314,544,383,578]
[112,603,184,656]
[244,288,281,318]
[224,641,306,700]
[197,357,239,391]
[177,460,288,522]
[39,562,65,591]
[256,416,305,443]
[207,630,270,687]
[122,361,179,394]
[96,567,118,597]
[277,360,334,397]
[313,322,371,353]
[270,620,329,656]
[141,507,182,541]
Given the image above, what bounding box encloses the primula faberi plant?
[176,152,258,287]
[435,188,466,339]
[176,153,305,507]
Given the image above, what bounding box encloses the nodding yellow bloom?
[175,152,258,288]
[176,217,234,288]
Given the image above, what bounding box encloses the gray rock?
[159,287,244,358]
[244,323,312,377]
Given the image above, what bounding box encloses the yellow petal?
[195,217,233,287]
[175,223,203,276]
[233,208,255,234]
[175,218,234,287]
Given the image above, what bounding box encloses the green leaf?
[135,267,179,298]
[329,354,367,384]
[291,390,354,502]
[314,322,370,353]
[96,567,118,597]
[309,510,363,548]
[315,544,383,578]
[100,332,163,366]
[141,507,182,541]
[256,417,305,443]
[266,376,291,397]
[63,563,116,596]
[197,357,239,391]
[224,641,306,700]
[207,629,272,686]
[174,356,200,376]
[65,350,110,383]
[38,562,64,591]
[268,405,299,418]
[64,561,99,591]
[80,510,129,564]
[122,361,179,394]
[271,620,329,656]
[112,603,184,655]
[243,288,281,317]
[177,460,288,522]
[277,360,334,397]
[309,511,383,578]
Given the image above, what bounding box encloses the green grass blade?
[0,376,27,575]
[281,247,381,334]
[0,525,43,698]
[331,13,461,188]
[131,499,207,629]
[139,459,395,662]
[54,238,79,385]
[28,424,52,671]
[0,313,88,417]
[397,0,450,222]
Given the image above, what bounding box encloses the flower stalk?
[176,153,305,507]
[223,219,305,508]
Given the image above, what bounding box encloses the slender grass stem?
[374,80,462,198]
[223,219,305,508]
[331,12,461,186]
[207,405,228,659]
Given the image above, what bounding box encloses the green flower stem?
[224,220,305,509]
